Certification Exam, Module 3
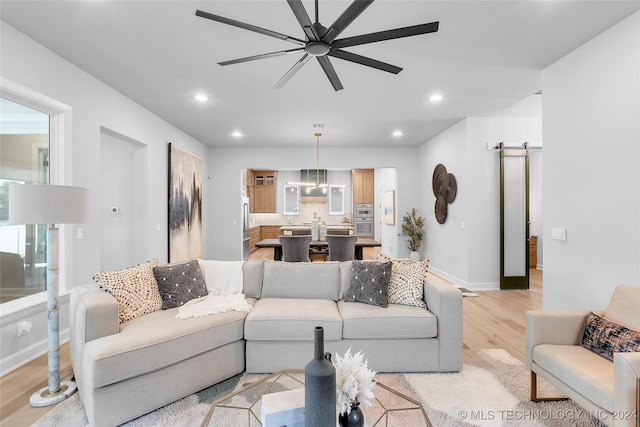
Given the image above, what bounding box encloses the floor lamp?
[9,184,89,407]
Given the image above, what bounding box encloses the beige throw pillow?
[387,259,429,309]
[94,259,162,323]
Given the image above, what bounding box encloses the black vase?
[304,326,336,427]
[338,401,365,427]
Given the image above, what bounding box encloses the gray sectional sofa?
[70,259,463,427]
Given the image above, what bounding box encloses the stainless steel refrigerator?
[242,196,250,260]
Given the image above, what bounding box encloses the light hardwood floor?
[0,247,542,426]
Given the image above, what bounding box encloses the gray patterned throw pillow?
[153,260,208,310]
[343,260,392,307]
[581,311,640,361]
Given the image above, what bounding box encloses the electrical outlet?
[18,321,32,336]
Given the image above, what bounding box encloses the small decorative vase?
[338,401,365,427]
[319,223,327,241]
[304,326,336,427]
[409,251,420,262]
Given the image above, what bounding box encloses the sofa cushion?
[93,259,162,323]
[532,344,614,412]
[342,261,392,307]
[338,301,437,339]
[387,259,428,309]
[242,260,263,299]
[83,306,250,387]
[581,311,640,361]
[261,261,341,300]
[339,261,353,299]
[604,285,640,331]
[153,259,208,310]
[244,298,342,341]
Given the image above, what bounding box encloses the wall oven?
[354,203,374,236]
[354,221,374,236]
[354,204,374,217]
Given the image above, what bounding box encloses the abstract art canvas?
[168,143,202,262]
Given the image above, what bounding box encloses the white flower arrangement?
[333,348,376,416]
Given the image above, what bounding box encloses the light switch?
[77,228,84,240]
[551,228,566,241]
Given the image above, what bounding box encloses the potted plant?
[401,208,425,261]
[334,348,376,427]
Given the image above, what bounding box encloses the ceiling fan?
[195,0,439,91]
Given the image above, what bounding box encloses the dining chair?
[0,251,26,289]
[326,235,357,261]
[279,235,312,262]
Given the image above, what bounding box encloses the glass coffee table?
[201,369,432,426]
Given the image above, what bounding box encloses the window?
[0,97,50,304]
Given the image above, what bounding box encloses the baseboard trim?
[427,266,500,291]
[0,330,69,377]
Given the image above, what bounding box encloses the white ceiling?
[1,1,638,148]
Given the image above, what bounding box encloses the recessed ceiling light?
[232,131,243,138]
[429,94,443,102]
[194,94,209,102]
[393,130,403,137]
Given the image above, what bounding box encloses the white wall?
[206,146,420,260]
[0,22,210,374]
[419,113,542,289]
[542,12,640,309]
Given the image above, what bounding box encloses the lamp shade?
[9,184,89,225]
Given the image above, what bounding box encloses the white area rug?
[33,349,602,427]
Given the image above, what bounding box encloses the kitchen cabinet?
[250,170,277,213]
[249,226,261,252]
[352,169,374,204]
[261,225,281,239]
[243,169,254,197]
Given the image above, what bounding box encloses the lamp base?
[29,381,77,407]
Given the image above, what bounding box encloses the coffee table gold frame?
[201,369,432,427]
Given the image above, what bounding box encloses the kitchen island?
[255,238,381,261]
[280,224,353,235]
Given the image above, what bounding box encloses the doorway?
[500,147,530,290]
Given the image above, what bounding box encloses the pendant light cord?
[315,132,321,185]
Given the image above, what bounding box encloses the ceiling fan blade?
[287,0,318,41]
[196,9,305,46]
[331,21,439,49]
[219,48,305,66]
[273,54,312,89]
[316,56,344,91]
[321,0,375,44]
[328,49,402,74]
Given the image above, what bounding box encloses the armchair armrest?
[614,352,640,427]
[525,310,594,369]
[424,279,463,372]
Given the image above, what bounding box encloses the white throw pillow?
[197,259,244,295]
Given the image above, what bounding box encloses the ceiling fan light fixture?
[429,93,443,102]
[393,130,403,137]
[232,130,243,138]
[194,93,209,102]
[196,0,439,91]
